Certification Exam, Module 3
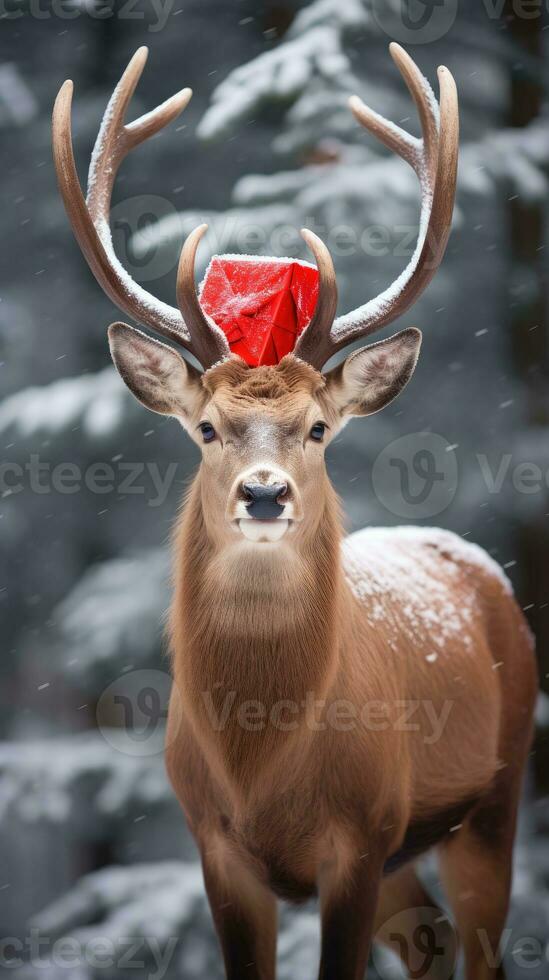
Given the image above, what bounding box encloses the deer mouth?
[238,518,290,543]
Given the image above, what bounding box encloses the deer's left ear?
[108,322,204,420]
[324,328,422,417]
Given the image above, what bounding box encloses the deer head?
[52,44,458,547]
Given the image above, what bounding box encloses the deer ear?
[108,322,204,419]
[325,328,422,417]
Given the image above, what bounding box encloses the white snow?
[0,731,171,823]
[332,60,438,342]
[0,63,38,125]
[331,173,433,341]
[203,253,316,269]
[94,215,190,340]
[87,76,120,197]
[85,70,191,342]
[54,549,169,680]
[33,861,204,942]
[198,0,369,140]
[131,204,298,262]
[348,524,513,591]
[342,526,513,650]
[0,367,130,440]
[535,691,549,727]
[134,114,549,360]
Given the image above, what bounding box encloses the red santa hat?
[198,255,319,367]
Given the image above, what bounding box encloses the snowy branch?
[53,549,170,684]
[33,862,205,943]
[134,119,549,270]
[198,0,369,140]
[0,367,137,445]
[29,861,320,980]
[0,732,172,824]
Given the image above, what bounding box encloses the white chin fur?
[239,519,289,543]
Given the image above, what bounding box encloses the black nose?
[243,483,287,520]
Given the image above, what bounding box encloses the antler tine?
[389,42,439,178]
[297,45,458,370]
[84,47,148,219]
[176,224,231,369]
[334,47,458,353]
[293,229,338,365]
[86,47,193,217]
[52,48,197,352]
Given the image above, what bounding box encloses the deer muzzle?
[227,468,302,542]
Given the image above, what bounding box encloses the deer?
[53,43,537,980]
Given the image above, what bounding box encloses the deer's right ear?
[324,328,421,418]
[108,322,204,420]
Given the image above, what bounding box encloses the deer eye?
[199,422,216,443]
[310,422,326,442]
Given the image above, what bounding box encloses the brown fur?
[97,341,539,978]
[159,356,539,980]
[202,356,325,401]
[57,42,506,978]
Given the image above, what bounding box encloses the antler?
[52,47,230,368]
[176,223,233,370]
[295,43,459,369]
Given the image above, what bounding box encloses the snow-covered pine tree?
[2,2,549,976]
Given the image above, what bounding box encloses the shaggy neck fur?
[170,469,344,798]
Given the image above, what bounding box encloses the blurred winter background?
[1,0,549,976]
